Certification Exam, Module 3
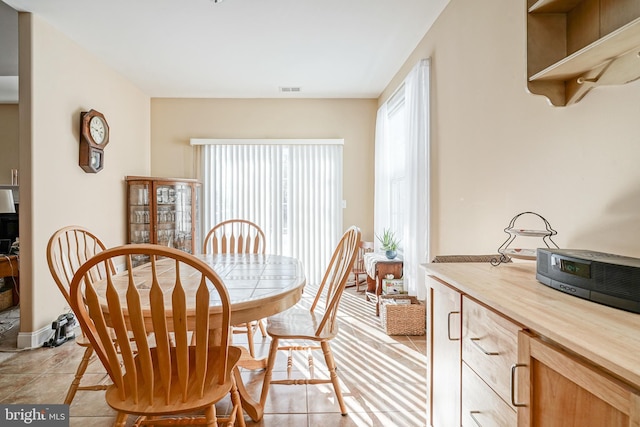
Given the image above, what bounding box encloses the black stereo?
[536,248,640,314]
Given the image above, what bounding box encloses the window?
[374,59,430,298]
[386,88,407,241]
[192,139,344,284]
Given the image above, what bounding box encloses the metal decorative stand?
[491,211,559,266]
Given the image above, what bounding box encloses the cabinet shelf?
[529,17,640,82]
[526,0,640,106]
[528,0,583,13]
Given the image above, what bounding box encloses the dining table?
[93,252,306,421]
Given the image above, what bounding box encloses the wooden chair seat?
[265,308,339,341]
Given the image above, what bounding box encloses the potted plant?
[376,228,400,259]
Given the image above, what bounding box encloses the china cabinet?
[125,176,201,263]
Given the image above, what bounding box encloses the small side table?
[363,253,403,316]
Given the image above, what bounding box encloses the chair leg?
[204,405,218,427]
[259,337,280,408]
[257,319,267,337]
[230,376,246,427]
[114,412,128,427]
[64,345,94,404]
[355,273,361,292]
[245,323,255,358]
[321,341,347,415]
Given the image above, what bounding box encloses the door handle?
[447,311,460,341]
[469,411,483,426]
[470,337,499,355]
[510,363,527,407]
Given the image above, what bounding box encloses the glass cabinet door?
[129,183,150,244]
[155,183,194,253]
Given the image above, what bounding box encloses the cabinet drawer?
[462,296,520,404]
[462,363,516,427]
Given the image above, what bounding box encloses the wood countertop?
[423,261,640,389]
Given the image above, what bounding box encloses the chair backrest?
[203,219,266,255]
[311,226,361,336]
[352,241,374,274]
[69,244,233,405]
[47,225,116,304]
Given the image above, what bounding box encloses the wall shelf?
[529,0,583,13]
[526,0,640,106]
[529,18,640,81]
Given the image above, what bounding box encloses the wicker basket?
[0,288,13,311]
[380,295,425,336]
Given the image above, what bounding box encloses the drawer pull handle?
[447,311,460,341]
[470,338,499,355]
[469,411,483,426]
[510,363,527,407]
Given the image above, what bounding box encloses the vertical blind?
[193,139,344,284]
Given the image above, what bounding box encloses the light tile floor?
[0,285,427,426]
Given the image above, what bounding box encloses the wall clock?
[79,109,110,173]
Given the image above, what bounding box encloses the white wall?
[381,0,640,259]
[18,13,150,346]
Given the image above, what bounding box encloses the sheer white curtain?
[374,59,431,298]
[192,139,344,284]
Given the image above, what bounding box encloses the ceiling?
[0,0,449,102]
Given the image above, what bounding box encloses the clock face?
[89,116,107,144]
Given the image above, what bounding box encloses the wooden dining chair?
[69,244,244,427]
[349,240,374,292]
[259,226,361,416]
[203,219,267,358]
[203,219,266,255]
[46,225,116,405]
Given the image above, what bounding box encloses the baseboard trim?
[17,325,51,349]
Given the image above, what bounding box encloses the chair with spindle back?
[203,219,267,357]
[349,240,374,292]
[259,226,361,415]
[203,219,266,255]
[69,244,244,426]
[46,225,116,405]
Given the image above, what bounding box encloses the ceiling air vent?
[279,86,301,93]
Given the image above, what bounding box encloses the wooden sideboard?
[424,261,640,426]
